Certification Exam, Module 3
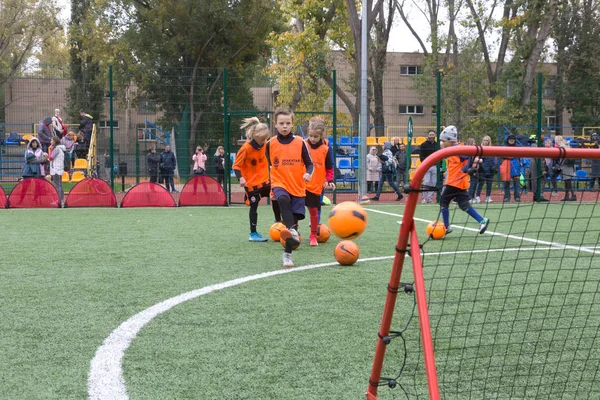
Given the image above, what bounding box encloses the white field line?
[88,208,594,399]
[364,207,600,255]
[88,257,392,400]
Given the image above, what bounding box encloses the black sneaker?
[396,194,403,201]
[371,197,379,201]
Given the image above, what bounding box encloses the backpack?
[63,150,71,171]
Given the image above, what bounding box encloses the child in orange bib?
[233,117,280,242]
[439,125,490,235]
[304,117,335,246]
[265,108,314,267]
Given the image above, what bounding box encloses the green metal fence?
[4,65,594,199]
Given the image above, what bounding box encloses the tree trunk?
[494,0,516,92]
[520,0,558,108]
[466,0,496,96]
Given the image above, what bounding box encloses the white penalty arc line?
[88,257,393,400]
[88,243,570,399]
[88,208,596,399]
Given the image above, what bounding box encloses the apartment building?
[3,52,565,153]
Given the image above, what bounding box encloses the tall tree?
[561,0,600,127]
[67,0,104,124]
[516,0,558,108]
[0,0,60,107]
[99,0,282,149]
[551,0,578,133]
[268,0,397,133]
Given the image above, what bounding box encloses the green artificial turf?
[0,201,598,399]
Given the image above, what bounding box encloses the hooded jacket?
[22,138,45,178]
[37,118,53,147]
[49,144,67,175]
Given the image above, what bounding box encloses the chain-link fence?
[4,65,589,200]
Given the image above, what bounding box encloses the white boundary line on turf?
[88,257,393,400]
[88,208,593,399]
[364,208,600,255]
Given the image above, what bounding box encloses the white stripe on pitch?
[88,207,594,399]
[365,207,600,255]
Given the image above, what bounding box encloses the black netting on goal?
[373,154,600,399]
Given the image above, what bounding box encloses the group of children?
[232,108,335,268]
[233,110,489,268]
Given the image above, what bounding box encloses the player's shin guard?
[278,196,295,228]
[466,207,483,223]
[249,201,259,232]
[442,207,450,228]
[309,207,319,235]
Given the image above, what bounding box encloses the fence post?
[536,72,543,200]
[332,69,337,205]
[223,68,230,205]
[109,65,114,190]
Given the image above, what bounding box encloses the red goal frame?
[366,145,600,400]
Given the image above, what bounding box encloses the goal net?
[367,145,600,399]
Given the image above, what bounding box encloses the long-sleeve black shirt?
[419,139,438,162]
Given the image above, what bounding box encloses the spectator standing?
[52,109,67,138]
[22,138,46,178]
[590,139,600,190]
[366,147,380,193]
[544,139,559,195]
[477,136,497,203]
[390,137,401,155]
[528,142,549,202]
[103,152,112,182]
[160,145,177,192]
[37,117,53,153]
[371,142,403,201]
[419,129,438,203]
[192,146,207,175]
[394,142,408,190]
[147,147,160,183]
[556,136,576,201]
[500,135,521,202]
[78,111,94,146]
[48,136,66,205]
[214,145,225,185]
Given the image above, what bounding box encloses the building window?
[400,65,423,75]
[99,120,119,129]
[138,97,157,114]
[544,76,557,98]
[137,127,156,142]
[399,105,424,114]
[432,105,437,114]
